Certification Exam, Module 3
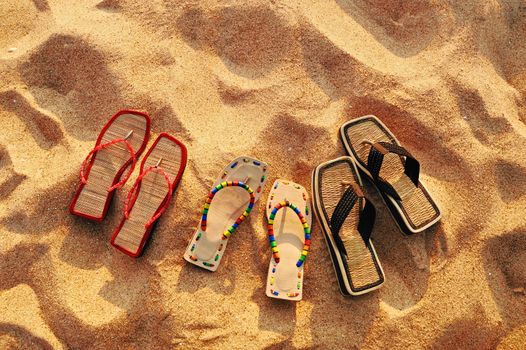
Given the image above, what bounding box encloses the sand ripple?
[0,0,525,348]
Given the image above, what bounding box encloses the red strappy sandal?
[110,133,187,257]
[69,110,151,221]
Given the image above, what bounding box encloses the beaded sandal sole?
[110,133,187,257]
[184,156,268,271]
[312,157,384,296]
[265,180,311,301]
[340,115,441,235]
[69,110,151,222]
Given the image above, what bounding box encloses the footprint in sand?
[451,82,513,145]
[19,34,124,139]
[494,159,526,203]
[0,89,64,149]
[0,145,27,201]
[430,312,503,350]
[299,22,389,100]
[0,244,49,292]
[368,187,435,311]
[216,80,258,106]
[1,173,76,234]
[385,225,448,309]
[334,0,446,57]
[0,243,175,348]
[176,4,295,78]
[31,0,50,11]
[483,231,526,328]
[95,0,121,11]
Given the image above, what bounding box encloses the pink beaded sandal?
[184,156,269,271]
[265,180,312,301]
[69,110,151,221]
[110,133,187,257]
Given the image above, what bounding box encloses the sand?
[0,0,525,349]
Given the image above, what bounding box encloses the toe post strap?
[124,164,174,228]
[364,141,420,200]
[267,201,311,267]
[80,134,137,192]
[329,183,376,253]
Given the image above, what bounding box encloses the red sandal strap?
[124,165,173,228]
[80,138,137,192]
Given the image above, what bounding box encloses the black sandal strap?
[358,199,375,243]
[329,183,376,255]
[366,141,420,200]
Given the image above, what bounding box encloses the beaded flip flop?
[69,110,151,222]
[110,133,187,257]
[340,115,441,235]
[265,180,312,301]
[312,157,384,296]
[184,156,269,271]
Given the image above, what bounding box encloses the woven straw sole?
[312,157,384,296]
[340,115,441,234]
[70,112,150,220]
[111,134,186,256]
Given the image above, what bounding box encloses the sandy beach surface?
[1,0,526,349]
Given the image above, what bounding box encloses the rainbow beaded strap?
[267,200,311,266]
[184,156,268,272]
[201,181,255,240]
[265,179,311,301]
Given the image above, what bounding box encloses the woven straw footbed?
[318,160,382,291]
[73,114,149,218]
[343,118,440,230]
[113,137,183,254]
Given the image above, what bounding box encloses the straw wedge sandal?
[70,110,151,221]
[184,156,269,271]
[110,133,187,257]
[265,180,312,301]
[312,157,384,296]
[340,115,441,235]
